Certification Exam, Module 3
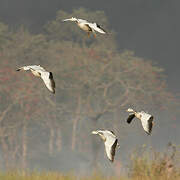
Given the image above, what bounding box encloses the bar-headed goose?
[62,17,107,37]
[126,108,154,135]
[16,65,55,94]
[92,130,119,162]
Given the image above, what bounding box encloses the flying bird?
[62,17,107,37]
[126,108,154,135]
[92,130,119,162]
[16,65,55,94]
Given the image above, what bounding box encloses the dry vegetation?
[0,172,178,180]
[0,145,179,180]
[128,144,180,180]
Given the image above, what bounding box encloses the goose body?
[92,130,119,162]
[63,17,107,37]
[16,65,55,94]
[126,108,154,135]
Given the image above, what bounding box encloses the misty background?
[0,0,179,91]
[0,0,179,176]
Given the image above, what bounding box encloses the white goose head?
[127,108,135,113]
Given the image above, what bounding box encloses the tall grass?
[0,172,127,180]
[0,144,179,180]
[0,169,179,180]
[0,171,179,180]
[128,144,180,180]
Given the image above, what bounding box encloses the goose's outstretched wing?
[40,72,55,94]
[111,139,118,161]
[16,65,45,72]
[87,23,107,34]
[104,131,118,162]
[127,114,135,124]
[140,112,153,135]
[77,19,89,24]
[104,136,117,162]
[62,17,88,24]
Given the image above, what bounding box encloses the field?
[0,171,179,180]
[0,146,179,180]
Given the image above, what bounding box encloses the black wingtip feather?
[96,23,107,33]
[127,114,135,124]
[110,139,118,162]
[49,72,53,79]
[110,130,115,135]
[147,116,153,135]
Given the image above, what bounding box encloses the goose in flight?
[62,17,107,37]
[16,65,55,94]
[126,108,154,135]
[92,130,119,162]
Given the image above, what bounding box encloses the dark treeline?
[0,8,179,173]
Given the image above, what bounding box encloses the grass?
[128,144,180,180]
[0,144,179,180]
[0,171,179,180]
[0,172,126,180]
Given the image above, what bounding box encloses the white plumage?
[62,17,107,37]
[16,65,55,94]
[126,108,154,135]
[92,130,119,162]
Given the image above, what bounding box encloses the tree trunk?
[8,128,19,169]
[71,95,81,150]
[0,128,20,170]
[22,120,27,170]
[0,135,9,170]
[49,126,55,155]
[56,126,62,152]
